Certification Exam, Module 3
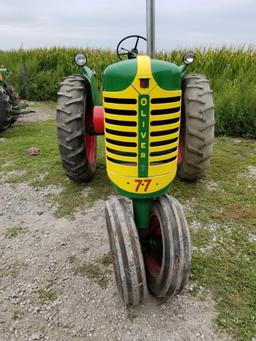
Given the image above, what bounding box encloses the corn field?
[0,47,255,137]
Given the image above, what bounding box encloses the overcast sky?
[1,0,255,51]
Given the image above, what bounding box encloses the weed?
[97,252,112,267]
[127,310,137,322]
[38,288,58,304]
[74,263,109,289]
[5,226,25,239]
[4,263,22,278]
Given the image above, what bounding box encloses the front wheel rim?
[144,213,163,278]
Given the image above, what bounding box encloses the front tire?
[56,75,96,182]
[143,195,191,299]
[105,197,148,306]
[0,87,12,133]
[178,73,215,181]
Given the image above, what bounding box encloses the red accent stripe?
[93,106,104,134]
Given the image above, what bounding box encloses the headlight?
[183,51,195,65]
[74,53,87,67]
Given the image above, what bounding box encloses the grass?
[171,137,256,341]
[97,252,112,267]
[4,263,22,279]
[5,226,26,239]
[0,118,256,340]
[38,287,58,304]
[74,263,109,289]
[127,310,138,322]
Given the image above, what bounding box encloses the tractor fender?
[81,66,101,107]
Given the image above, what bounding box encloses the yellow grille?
[148,89,181,177]
[104,87,139,177]
[103,55,181,195]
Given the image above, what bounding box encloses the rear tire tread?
[56,75,96,182]
[0,87,12,133]
[178,73,215,181]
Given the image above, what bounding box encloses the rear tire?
[57,75,96,182]
[178,73,215,181]
[143,195,191,300]
[5,85,20,124]
[0,87,12,133]
[105,197,148,306]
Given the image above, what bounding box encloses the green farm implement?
[0,67,26,133]
[56,0,214,305]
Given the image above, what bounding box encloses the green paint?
[138,94,149,177]
[12,103,28,114]
[151,59,181,90]
[103,60,137,92]
[82,66,101,106]
[133,199,151,229]
[0,68,26,114]
[112,182,172,199]
[0,68,8,85]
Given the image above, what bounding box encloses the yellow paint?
[103,55,182,194]
[107,170,177,194]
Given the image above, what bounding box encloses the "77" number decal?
[135,179,152,192]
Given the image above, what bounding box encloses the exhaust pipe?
[146,0,155,58]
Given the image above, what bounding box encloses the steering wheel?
[117,35,147,61]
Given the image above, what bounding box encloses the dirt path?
[0,104,231,340]
[18,102,56,123]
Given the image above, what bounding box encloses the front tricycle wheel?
[143,194,191,299]
[105,197,148,306]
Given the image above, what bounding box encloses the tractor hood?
[103,57,181,92]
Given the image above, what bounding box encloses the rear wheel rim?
[85,111,96,167]
[178,144,183,164]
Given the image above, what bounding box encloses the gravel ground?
[0,181,231,341]
[0,106,231,340]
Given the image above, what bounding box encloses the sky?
[0,0,255,51]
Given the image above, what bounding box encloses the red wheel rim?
[144,214,163,278]
[85,110,96,167]
[178,144,183,164]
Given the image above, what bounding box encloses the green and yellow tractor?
[56,0,214,305]
[0,67,23,133]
